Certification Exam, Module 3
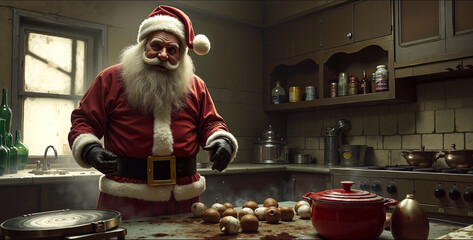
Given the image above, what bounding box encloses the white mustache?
[141,52,180,70]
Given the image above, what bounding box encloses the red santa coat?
[68,64,237,203]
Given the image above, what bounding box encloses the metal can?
[289,86,301,102]
[348,76,358,96]
[330,82,338,98]
[338,72,348,97]
[305,86,316,101]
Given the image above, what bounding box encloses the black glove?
[203,137,233,172]
[81,143,118,174]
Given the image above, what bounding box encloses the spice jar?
[330,82,337,98]
[375,65,388,92]
[348,77,358,96]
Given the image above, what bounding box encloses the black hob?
[367,165,473,174]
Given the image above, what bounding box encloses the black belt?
[114,155,196,181]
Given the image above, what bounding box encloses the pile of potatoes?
[190,198,311,235]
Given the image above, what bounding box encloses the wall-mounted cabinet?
[263,0,417,113]
[395,0,473,64]
[265,14,321,61]
[320,0,392,49]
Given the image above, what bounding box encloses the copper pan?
[401,146,438,167]
[438,144,473,168]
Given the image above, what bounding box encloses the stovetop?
[367,165,473,174]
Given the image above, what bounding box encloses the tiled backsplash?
[285,77,473,167]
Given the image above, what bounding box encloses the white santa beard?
[120,42,194,115]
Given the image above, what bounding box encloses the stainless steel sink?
[28,168,95,175]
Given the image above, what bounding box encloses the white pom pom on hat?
[137,5,210,55]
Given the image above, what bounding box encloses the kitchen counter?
[437,224,473,239]
[0,163,330,186]
[120,201,465,239]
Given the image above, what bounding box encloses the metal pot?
[289,153,313,164]
[302,181,397,240]
[401,146,438,167]
[253,125,288,164]
[438,144,473,168]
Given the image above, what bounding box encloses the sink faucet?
[42,145,58,171]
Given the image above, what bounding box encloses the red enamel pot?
[302,181,397,240]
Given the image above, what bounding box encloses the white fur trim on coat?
[152,110,174,156]
[206,131,238,161]
[138,15,185,44]
[71,133,102,168]
[99,175,206,202]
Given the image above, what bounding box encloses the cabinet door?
[395,0,445,62]
[321,4,353,49]
[294,14,321,55]
[265,23,294,61]
[354,0,392,42]
[445,0,473,53]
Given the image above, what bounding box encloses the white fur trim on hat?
[99,175,206,202]
[193,34,210,55]
[71,133,102,168]
[205,131,238,161]
[138,14,185,44]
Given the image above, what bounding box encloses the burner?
[412,168,434,172]
[367,166,386,170]
[1,209,124,239]
[442,168,473,174]
[386,166,409,171]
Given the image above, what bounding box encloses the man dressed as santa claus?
[68,5,238,220]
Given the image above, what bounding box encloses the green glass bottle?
[6,133,18,174]
[0,89,12,133]
[0,118,9,174]
[14,130,29,170]
[0,135,8,176]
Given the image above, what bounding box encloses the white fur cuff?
[71,133,102,168]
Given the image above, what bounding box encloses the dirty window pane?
[24,32,86,95]
[74,40,86,95]
[23,97,76,156]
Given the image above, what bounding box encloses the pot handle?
[436,153,445,161]
[302,192,313,206]
[383,198,398,209]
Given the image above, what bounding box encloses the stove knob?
[387,183,397,194]
[449,186,461,200]
[371,182,382,192]
[464,188,473,202]
[434,186,445,199]
[360,182,370,191]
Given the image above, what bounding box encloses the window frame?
[11,9,107,159]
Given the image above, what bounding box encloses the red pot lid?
[310,181,385,203]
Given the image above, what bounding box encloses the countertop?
[0,163,330,186]
[120,201,466,239]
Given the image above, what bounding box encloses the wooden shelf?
[264,29,415,113]
[265,91,409,112]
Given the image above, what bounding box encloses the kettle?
[253,125,288,164]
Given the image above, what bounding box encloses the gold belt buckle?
[147,156,176,186]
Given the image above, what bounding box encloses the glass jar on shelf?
[271,81,286,104]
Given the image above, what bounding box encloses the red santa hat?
[137,5,210,55]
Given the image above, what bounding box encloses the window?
[12,9,107,160]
